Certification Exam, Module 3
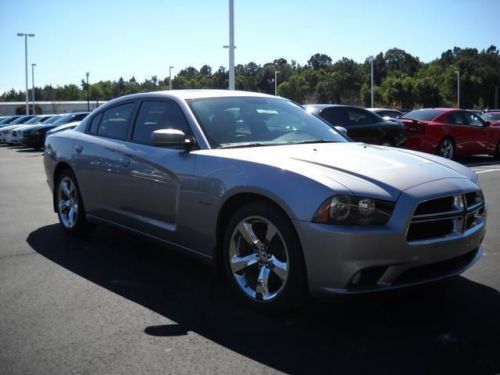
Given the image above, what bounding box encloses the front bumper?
[295,179,486,296]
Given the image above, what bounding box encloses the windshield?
[188,97,347,148]
[51,114,75,126]
[482,113,500,121]
[401,109,444,122]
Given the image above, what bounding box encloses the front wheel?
[437,137,455,159]
[223,201,308,313]
[56,169,93,236]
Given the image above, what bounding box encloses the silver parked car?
[43,90,486,312]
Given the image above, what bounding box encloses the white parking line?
[474,168,500,174]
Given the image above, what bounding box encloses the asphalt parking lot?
[1,145,499,375]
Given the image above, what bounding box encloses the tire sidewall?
[222,201,308,312]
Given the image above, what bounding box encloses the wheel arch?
[214,192,304,272]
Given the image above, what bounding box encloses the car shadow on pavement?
[28,224,500,374]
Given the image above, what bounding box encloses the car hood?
[199,142,476,200]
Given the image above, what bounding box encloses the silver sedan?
[43,90,486,312]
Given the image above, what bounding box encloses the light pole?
[31,63,36,114]
[369,56,374,107]
[169,66,174,90]
[228,0,235,90]
[455,70,460,108]
[86,72,90,111]
[17,33,35,115]
[274,71,280,96]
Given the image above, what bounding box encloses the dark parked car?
[305,105,406,147]
[481,111,500,126]
[21,112,88,149]
[400,108,499,159]
[368,108,404,119]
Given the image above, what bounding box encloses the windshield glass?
[188,97,347,148]
[482,113,500,121]
[401,109,444,121]
[51,114,74,126]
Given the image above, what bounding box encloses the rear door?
[74,101,138,221]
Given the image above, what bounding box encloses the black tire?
[437,137,455,159]
[222,200,308,313]
[494,140,500,158]
[55,169,93,236]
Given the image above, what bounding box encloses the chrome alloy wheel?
[229,216,289,302]
[57,176,79,229]
[439,138,454,159]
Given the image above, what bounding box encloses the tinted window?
[401,110,444,121]
[89,113,103,133]
[321,108,346,125]
[345,108,376,125]
[97,103,135,140]
[482,113,500,121]
[132,101,190,144]
[445,112,467,125]
[465,112,484,126]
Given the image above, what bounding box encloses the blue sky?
[1,0,499,94]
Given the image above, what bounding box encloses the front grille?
[407,191,485,242]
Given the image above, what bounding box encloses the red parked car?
[400,108,500,159]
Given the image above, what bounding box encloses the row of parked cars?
[0,112,88,150]
[306,105,500,159]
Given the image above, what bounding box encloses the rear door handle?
[120,157,131,167]
[74,145,83,154]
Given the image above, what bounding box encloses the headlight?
[313,195,395,225]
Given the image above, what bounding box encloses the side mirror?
[334,126,348,136]
[152,129,190,147]
[484,121,491,127]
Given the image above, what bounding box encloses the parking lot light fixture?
[228,0,235,90]
[169,66,174,90]
[31,63,36,114]
[17,33,35,115]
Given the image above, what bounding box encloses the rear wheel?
[223,201,308,313]
[437,137,455,159]
[56,169,93,236]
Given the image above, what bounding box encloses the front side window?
[132,100,190,144]
[188,97,346,148]
[97,102,135,140]
[482,113,500,121]
[465,112,484,126]
[321,108,346,126]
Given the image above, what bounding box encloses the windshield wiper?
[219,142,270,149]
[291,140,338,145]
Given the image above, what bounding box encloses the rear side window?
[88,113,103,133]
[97,103,135,140]
[132,100,190,144]
[321,108,346,125]
[402,110,443,121]
[445,112,467,125]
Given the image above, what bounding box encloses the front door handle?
[74,145,83,154]
[120,157,131,167]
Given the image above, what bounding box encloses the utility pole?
[86,72,90,111]
[274,71,280,96]
[17,33,35,115]
[228,0,235,90]
[369,56,374,107]
[31,63,36,114]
